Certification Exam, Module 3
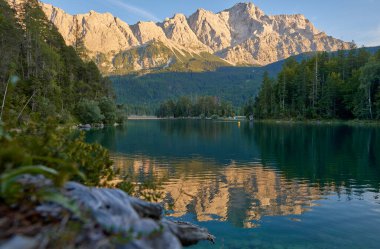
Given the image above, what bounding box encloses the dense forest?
[156,96,235,118]
[111,67,265,114]
[0,0,124,126]
[246,48,380,120]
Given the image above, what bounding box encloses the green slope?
[111,47,380,114]
[97,41,231,75]
[111,67,264,112]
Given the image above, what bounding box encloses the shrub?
[210,114,219,120]
[99,97,117,124]
[75,100,104,124]
[0,120,114,186]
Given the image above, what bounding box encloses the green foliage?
[0,164,83,220]
[358,60,380,119]
[0,165,58,197]
[75,98,127,125]
[251,72,275,119]
[75,100,104,124]
[156,96,235,118]
[65,133,113,186]
[111,67,265,114]
[99,97,117,124]
[38,190,82,218]
[0,0,114,126]
[249,48,380,120]
[0,122,11,141]
[243,98,255,118]
[111,47,380,115]
[0,121,114,186]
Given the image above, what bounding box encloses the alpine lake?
[85,120,380,249]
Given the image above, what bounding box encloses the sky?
[41,0,380,47]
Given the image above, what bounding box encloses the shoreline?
[127,116,246,121]
[124,116,380,126]
[251,119,380,127]
[127,115,162,120]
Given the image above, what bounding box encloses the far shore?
[126,116,380,126]
[252,119,380,127]
[127,115,247,121]
[127,115,162,120]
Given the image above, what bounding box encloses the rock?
[78,124,91,130]
[64,182,141,233]
[162,220,215,247]
[1,176,214,248]
[0,235,39,249]
[160,13,209,51]
[121,230,182,249]
[63,181,215,248]
[128,196,163,220]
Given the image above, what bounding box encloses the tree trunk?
[0,79,9,121]
[368,85,373,119]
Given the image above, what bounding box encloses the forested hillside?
[112,47,380,115]
[0,0,120,126]
[156,96,235,118]
[248,48,380,120]
[112,67,267,115]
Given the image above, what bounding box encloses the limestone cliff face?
[7,0,352,74]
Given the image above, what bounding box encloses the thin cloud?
[108,0,160,22]
[355,24,380,47]
[367,25,380,46]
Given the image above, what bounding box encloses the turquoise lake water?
[86,120,380,249]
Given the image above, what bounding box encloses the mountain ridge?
[6,0,353,75]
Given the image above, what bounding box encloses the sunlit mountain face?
[86,120,380,249]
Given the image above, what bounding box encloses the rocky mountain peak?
[6,0,353,74]
[172,13,187,22]
[131,21,167,44]
[225,2,265,20]
[160,13,208,50]
[194,8,210,15]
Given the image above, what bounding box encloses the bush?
[0,120,114,186]
[99,97,117,124]
[75,100,104,124]
[116,109,128,124]
[210,114,219,120]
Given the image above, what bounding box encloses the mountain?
[9,0,353,75]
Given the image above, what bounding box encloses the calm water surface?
[86,120,380,249]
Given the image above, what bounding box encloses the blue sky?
[41,0,380,47]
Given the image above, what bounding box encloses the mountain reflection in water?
[113,156,329,227]
[86,120,380,249]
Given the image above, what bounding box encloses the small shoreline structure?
[0,175,215,249]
